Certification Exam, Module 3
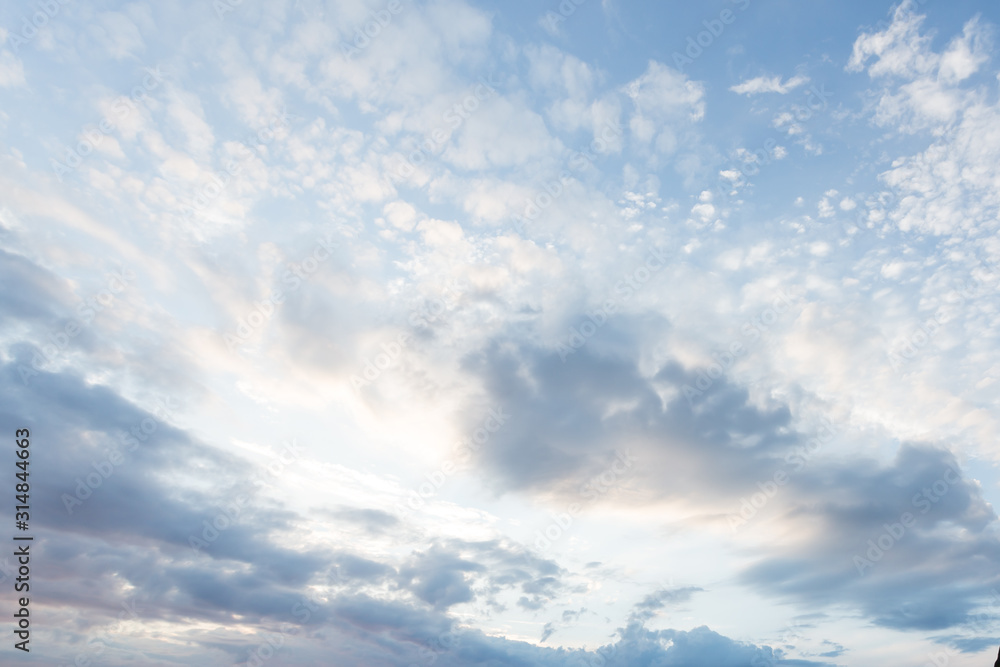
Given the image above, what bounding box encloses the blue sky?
[2,0,1000,665]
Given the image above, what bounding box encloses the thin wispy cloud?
[730,73,811,95]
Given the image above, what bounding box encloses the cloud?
[607,622,834,667]
[332,552,396,580]
[730,73,810,95]
[629,586,704,623]
[848,0,991,130]
[624,60,705,155]
[455,336,1000,633]
[398,544,486,609]
[0,49,25,87]
[738,444,1000,632]
[4,0,1000,663]
[459,337,796,501]
[322,593,834,667]
[91,11,146,60]
[327,505,401,532]
[847,0,939,78]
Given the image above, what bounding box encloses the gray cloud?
[461,337,1000,633]
[460,337,797,502]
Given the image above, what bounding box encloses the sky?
[1,0,1000,665]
